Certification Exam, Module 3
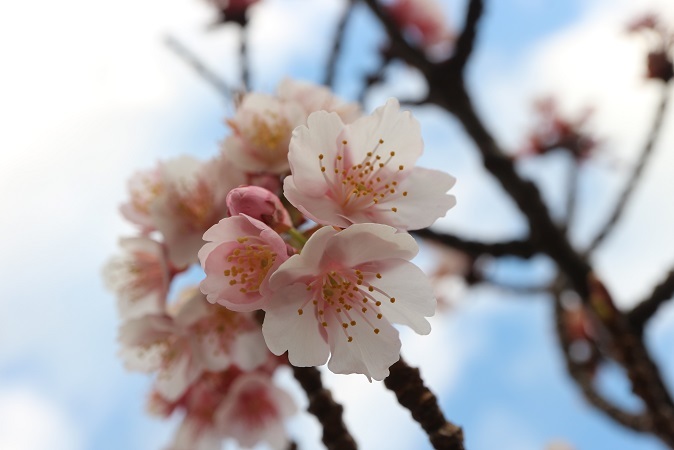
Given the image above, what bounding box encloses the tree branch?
[443,0,484,72]
[164,35,233,100]
[584,85,670,255]
[385,358,465,450]
[413,228,537,259]
[628,269,674,334]
[292,366,358,450]
[325,0,356,88]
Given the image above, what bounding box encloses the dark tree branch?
[240,25,251,91]
[292,366,358,450]
[385,358,465,450]
[413,228,537,259]
[629,269,674,334]
[442,0,484,72]
[361,0,434,75]
[325,0,356,88]
[584,85,670,255]
[164,35,233,100]
[553,293,652,432]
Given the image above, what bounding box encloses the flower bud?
[226,186,292,232]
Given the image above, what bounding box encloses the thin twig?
[240,25,251,91]
[584,85,670,255]
[325,0,356,88]
[385,358,465,450]
[628,269,674,334]
[553,291,652,432]
[413,228,537,259]
[164,35,232,100]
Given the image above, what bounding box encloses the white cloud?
[0,387,82,450]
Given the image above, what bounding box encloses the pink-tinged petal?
[262,284,330,367]
[323,223,418,267]
[374,167,456,230]
[278,78,362,124]
[375,260,436,335]
[199,215,288,311]
[155,351,202,402]
[268,226,338,289]
[168,420,221,450]
[230,329,269,371]
[196,331,233,373]
[287,110,345,189]
[118,315,175,371]
[283,176,352,228]
[216,372,296,450]
[346,98,422,168]
[326,307,401,381]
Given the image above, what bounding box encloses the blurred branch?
[164,35,233,100]
[441,0,484,72]
[292,366,358,450]
[584,85,670,255]
[385,358,465,450]
[553,293,652,432]
[628,268,674,334]
[325,0,356,88]
[240,25,251,90]
[413,228,538,259]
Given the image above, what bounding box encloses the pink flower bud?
[226,186,292,232]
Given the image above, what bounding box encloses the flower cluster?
[106,78,456,447]
[519,97,599,161]
[627,14,674,82]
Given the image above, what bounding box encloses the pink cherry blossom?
[262,223,436,381]
[120,166,163,233]
[199,215,291,311]
[215,371,297,450]
[227,186,292,232]
[150,367,295,450]
[277,78,361,124]
[284,98,456,231]
[224,93,305,174]
[103,236,172,320]
[387,0,452,49]
[150,154,246,267]
[119,287,268,401]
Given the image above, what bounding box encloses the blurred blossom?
[387,0,453,50]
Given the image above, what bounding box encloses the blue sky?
[1,0,673,449]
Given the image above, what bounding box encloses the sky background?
[1,0,674,449]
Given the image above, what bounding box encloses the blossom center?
[223,239,277,294]
[300,268,396,343]
[318,138,408,214]
[248,114,290,156]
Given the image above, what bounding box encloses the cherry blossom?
[387,0,452,49]
[284,98,456,231]
[277,78,361,124]
[226,186,292,233]
[103,236,172,320]
[223,93,305,174]
[262,223,436,381]
[215,371,297,449]
[199,215,291,312]
[119,287,267,401]
[120,166,163,233]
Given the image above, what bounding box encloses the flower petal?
[375,167,456,230]
[262,284,330,367]
[326,307,401,381]
[376,260,436,335]
[324,223,418,267]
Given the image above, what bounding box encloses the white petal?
[287,111,345,190]
[155,351,202,402]
[230,329,269,371]
[326,308,401,381]
[283,176,351,228]
[346,98,423,168]
[262,284,330,367]
[376,260,436,335]
[269,226,337,289]
[324,223,418,267]
[377,167,456,230]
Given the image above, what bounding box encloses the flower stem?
[287,227,308,249]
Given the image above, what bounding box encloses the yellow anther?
[297,308,303,315]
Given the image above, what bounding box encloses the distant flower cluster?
[627,14,674,82]
[105,79,456,448]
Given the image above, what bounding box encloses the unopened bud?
[227,186,292,232]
